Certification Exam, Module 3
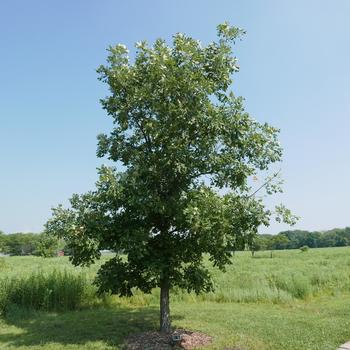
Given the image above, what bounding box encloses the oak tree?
[46,23,295,333]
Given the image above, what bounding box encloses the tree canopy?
[45,23,295,332]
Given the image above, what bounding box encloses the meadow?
[1,247,350,349]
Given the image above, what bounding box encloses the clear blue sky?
[1,0,349,234]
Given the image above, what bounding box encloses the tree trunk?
[160,279,171,333]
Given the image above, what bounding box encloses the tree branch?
[247,169,281,198]
[134,115,153,153]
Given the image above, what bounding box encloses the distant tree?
[246,228,350,252]
[249,235,269,256]
[3,233,40,256]
[34,233,60,257]
[270,234,290,250]
[276,228,350,249]
[331,229,349,247]
[249,238,260,256]
[280,230,320,249]
[0,231,5,252]
[46,23,296,333]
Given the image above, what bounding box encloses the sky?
[0,0,349,234]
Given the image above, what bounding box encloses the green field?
[1,247,350,349]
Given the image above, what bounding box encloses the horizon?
[1,0,349,234]
[1,225,350,236]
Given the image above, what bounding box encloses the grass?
[1,247,350,349]
[0,270,95,314]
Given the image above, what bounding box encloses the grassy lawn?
[1,297,350,349]
[1,247,350,349]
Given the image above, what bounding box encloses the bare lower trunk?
[160,279,171,333]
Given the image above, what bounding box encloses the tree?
[249,234,274,255]
[270,234,290,250]
[46,23,296,333]
[249,235,263,256]
[2,233,40,256]
[0,231,4,252]
[34,233,60,257]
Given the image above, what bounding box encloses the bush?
[300,245,309,252]
[0,270,96,315]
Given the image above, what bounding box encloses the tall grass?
[0,270,96,314]
[0,257,6,270]
[1,247,350,313]
[111,247,350,306]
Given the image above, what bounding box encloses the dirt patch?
[123,329,213,349]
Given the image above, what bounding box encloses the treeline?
[253,227,350,251]
[1,227,350,256]
[0,231,63,257]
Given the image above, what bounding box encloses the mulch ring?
[123,329,213,349]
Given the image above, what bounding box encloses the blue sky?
[1,0,349,234]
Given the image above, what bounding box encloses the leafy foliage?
[1,233,40,256]
[34,233,61,258]
[45,23,295,330]
[0,232,62,257]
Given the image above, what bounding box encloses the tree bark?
[160,279,171,333]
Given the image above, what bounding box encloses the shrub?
[300,245,309,252]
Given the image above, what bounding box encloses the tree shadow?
[0,305,183,348]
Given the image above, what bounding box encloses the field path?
[338,342,350,349]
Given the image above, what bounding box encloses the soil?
[123,329,213,349]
